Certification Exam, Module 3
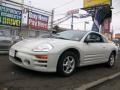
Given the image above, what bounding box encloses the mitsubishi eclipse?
[9,30,118,76]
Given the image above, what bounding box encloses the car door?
[80,32,107,65]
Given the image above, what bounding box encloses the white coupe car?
[9,30,118,76]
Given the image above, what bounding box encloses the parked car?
[9,30,118,76]
[112,39,120,51]
[0,31,13,53]
[117,44,120,51]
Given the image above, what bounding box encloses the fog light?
[24,60,30,66]
[35,55,48,60]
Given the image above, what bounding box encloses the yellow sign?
[2,17,21,27]
[84,0,110,8]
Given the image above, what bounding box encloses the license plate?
[9,49,15,57]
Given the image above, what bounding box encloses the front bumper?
[0,51,9,54]
[0,45,11,54]
[9,49,59,72]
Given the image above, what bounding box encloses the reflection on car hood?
[12,38,77,49]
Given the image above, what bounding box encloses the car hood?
[12,38,77,50]
[0,36,12,41]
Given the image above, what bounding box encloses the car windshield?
[53,30,88,41]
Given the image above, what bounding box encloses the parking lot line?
[75,72,120,90]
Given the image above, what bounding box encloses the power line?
[113,10,120,14]
[54,7,81,16]
[4,0,52,15]
[113,0,120,4]
[113,2,120,9]
[59,20,92,25]
[54,13,66,16]
[54,0,76,9]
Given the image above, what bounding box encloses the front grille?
[37,61,47,63]
[0,46,10,50]
[35,64,47,67]
[34,60,47,67]
[0,40,11,51]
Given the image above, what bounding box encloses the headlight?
[33,44,53,52]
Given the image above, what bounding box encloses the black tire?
[57,51,77,77]
[106,52,116,67]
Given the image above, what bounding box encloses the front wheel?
[106,52,116,67]
[57,51,77,76]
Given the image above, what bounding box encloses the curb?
[75,72,120,90]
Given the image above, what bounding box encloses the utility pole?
[18,0,24,37]
[71,14,73,30]
[110,0,112,6]
[28,0,31,37]
[0,0,2,5]
[49,9,54,35]
[51,9,54,29]
[111,26,114,40]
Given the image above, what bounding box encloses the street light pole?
[71,14,73,30]
[51,9,54,29]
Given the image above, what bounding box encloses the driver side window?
[87,33,104,43]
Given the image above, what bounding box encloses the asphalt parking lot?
[88,74,120,90]
[0,52,120,90]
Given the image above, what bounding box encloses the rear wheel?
[106,52,116,67]
[57,51,77,76]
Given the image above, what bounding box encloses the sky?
[13,0,120,34]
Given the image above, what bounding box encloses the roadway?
[0,52,120,90]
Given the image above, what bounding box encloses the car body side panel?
[104,43,118,60]
[78,43,106,66]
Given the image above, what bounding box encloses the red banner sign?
[101,18,111,33]
[27,11,49,30]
